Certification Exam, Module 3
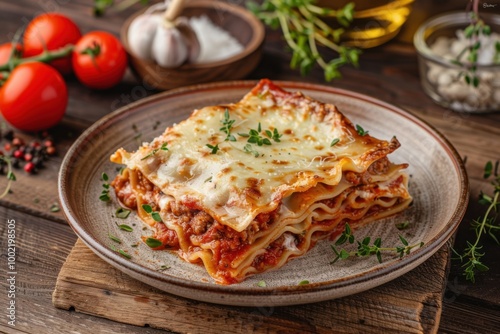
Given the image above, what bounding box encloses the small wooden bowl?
[121,0,265,90]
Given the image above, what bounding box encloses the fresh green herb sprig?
[239,123,272,146]
[451,0,496,87]
[141,142,168,160]
[239,123,283,146]
[0,156,16,199]
[248,0,361,81]
[453,160,500,282]
[330,223,424,264]
[220,109,236,142]
[265,128,283,143]
[99,173,111,202]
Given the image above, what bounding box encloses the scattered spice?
[49,203,60,212]
[395,221,410,230]
[158,264,171,271]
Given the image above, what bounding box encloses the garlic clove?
[175,17,201,64]
[127,13,162,61]
[152,23,188,68]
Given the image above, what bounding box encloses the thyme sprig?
[248,0,361,81]
[453,161,500,282]
[265,128,283,143]
[239,123,283,147]
[99,172,111,202]
[330,223,424,264]
[0,156,16,199]
[220,109,236,142]
[238,123,272,146]
[451,0,496,87]
[141,142,168,160]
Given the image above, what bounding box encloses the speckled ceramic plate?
[59,81,468,306]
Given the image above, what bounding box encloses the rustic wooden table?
[0,1,499,333]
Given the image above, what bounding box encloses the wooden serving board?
[53,239,451,334]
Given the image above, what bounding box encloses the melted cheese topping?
[112,80,401,232]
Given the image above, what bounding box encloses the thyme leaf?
[115,207,131,219]
[355,124,368,136]
[206,143,220,154]
[116,222,133,232]
[145,237,163,248]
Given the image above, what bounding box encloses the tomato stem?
[0,44,74,72]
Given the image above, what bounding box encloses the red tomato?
[23,13,81,74]
[0,62,67,132]
[72,31,127,89]
[0,43,23,66]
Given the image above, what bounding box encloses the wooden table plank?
[0,208,170,334]
[53,239,450,334]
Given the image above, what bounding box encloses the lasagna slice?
[110,79,412,284]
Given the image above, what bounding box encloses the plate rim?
[58,80,469,302]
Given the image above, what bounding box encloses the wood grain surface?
[0,0,499,333]
[53,239,450,334]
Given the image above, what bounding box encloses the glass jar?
[414,12,500,113]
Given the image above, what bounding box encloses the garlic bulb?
[126,0,200,68]
[152,23,188,67]
[127,13,162,61]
